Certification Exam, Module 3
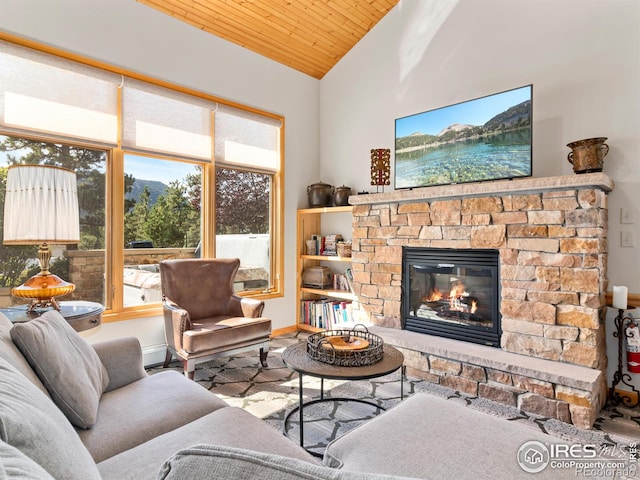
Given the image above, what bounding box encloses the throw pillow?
[0,312,50,395]
[10,310,109,429]
[0,356,101,480]
[156,444,419,480]
[0,439,55,480]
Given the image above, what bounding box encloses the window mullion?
[201,161,216,259]
[109,147,125,313]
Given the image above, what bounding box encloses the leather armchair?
[160,258,271,379]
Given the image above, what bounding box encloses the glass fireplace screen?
[403,248,500,347]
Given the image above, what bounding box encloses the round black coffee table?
[282,341,404,455]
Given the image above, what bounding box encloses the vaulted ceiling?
[136,0,399,79]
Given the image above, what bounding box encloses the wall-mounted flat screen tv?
[394,85,532,189]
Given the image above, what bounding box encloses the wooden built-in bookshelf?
[296,206,354,332]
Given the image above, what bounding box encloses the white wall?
[0,0,320,363]
[320,0,640,388]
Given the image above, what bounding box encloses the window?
[213,104,281,294]
[216,166,272,292]
[123,154,203,307]
[0,38,284,318]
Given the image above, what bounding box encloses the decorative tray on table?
[306,325,384,367]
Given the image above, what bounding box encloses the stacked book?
[321,234,343,256]
[309,234,344,256]
[332,272,350,291]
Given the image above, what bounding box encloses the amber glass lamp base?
[11,272,75,313]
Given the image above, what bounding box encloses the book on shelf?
[344,267,355,294]
[310,234,321,255]
[332,272,350,291]
[322,234,343,256]
[308,234,344,256]
[300,299,353,329]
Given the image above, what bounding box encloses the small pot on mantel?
[334,185,353,206]
[307,181,334,208]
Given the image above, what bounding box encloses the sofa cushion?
[0,440,55,480]
[0,356,101,480]
[81,370,229,463]
[0,312,49,395]
[10,309,109,429]
[156,444,420,480]
[98,406,318,480]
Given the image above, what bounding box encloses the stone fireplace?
[348,173,613,428]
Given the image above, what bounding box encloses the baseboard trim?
[272,325,298,337]
[142,343,167,368]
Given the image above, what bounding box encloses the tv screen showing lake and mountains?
[394,85,532,189]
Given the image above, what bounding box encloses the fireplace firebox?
[402,247,501,347]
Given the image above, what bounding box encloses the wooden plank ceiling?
[136,0,399,79]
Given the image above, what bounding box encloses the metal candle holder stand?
[607,307,640,408]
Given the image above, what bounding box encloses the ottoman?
[323,393,578,479]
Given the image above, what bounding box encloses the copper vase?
[567,137,609,174]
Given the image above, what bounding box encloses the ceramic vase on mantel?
[567,137,609,174]
[334,186,352,206]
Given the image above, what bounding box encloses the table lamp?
[3,165,80,312]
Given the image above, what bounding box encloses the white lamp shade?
[3,165,80,244]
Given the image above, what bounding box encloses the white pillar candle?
[612,285,628,310]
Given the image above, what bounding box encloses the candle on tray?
[612,285,628,310]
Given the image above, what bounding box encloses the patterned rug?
[149,332,640,458]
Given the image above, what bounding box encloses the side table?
[0,300,104,332]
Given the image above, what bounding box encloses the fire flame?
[423,287,443,302]
[423,283,479,315]
[449,283,466,300]
[449,283,466,311]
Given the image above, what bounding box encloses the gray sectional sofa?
[0,310,415,479]
[0,309,578,479]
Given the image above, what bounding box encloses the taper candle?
[612,285,628,310]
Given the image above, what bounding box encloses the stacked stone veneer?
[348,173,614,428]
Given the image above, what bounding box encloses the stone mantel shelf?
[349,172,614,206]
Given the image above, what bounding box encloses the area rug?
[149,332,639,458]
